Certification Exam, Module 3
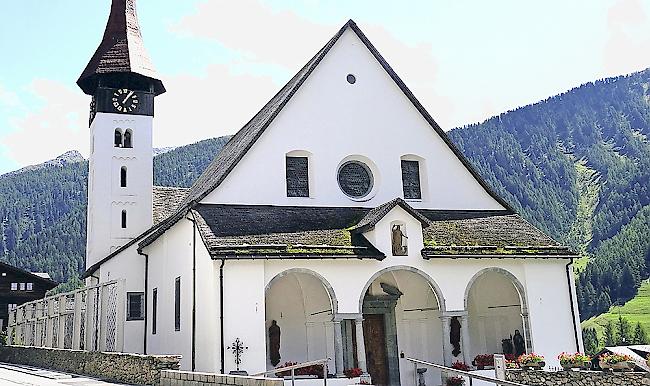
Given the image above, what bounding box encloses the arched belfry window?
[121,210,127,229]
[123,129,133,148]
[120,167,127,188]
[114,129,123,147]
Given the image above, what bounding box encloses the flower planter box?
[599,360,634,372]
[561,362,591,371]
[520,361,545,370]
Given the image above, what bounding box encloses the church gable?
[189,20,509,211]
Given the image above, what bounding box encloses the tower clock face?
[112,88,140,113]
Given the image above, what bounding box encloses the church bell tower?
[78,0,165,270]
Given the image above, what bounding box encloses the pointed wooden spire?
[77,0,165,96]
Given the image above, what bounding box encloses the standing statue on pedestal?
[391,224,408,256]
[269,320,281,366]
[513,329,525,357]
[450,316,462,357]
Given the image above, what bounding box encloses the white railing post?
[45,298,54,347]
[57,295,66,349]
[81,288,95,351]
[72,291,83,349]
[99,285,107,351]
[115,279,126,352]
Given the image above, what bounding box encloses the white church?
[78,1,583,385]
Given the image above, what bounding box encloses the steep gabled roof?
[0,261,58,288]
[350,198,431,234]
[92,19,531,273]
[77,0,164,95]
[179,19,512,211]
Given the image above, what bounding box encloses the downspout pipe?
[136,249,149,354]
[565,258,581,351]
[186,215,198,372]
[219,258,226,374]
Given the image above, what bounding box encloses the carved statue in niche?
[513,329,525,357]
[450,316,462,357]
[391,224,408,256]
[269,320,281,366]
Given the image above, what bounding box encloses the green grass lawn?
[582,280,650,339]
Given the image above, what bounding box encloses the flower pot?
[521,361,545,370]
[561,361,589,371]
[600,359,634,372]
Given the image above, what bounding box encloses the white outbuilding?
[79,1,583,385]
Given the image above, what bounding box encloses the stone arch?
[265,268,338,315]
[358,265,446,313]
[464,267,533,355]
[265,268,339,370]
[463,267,528,313]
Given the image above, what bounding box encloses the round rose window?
[338,161,373,198]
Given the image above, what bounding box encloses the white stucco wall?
[523,261,581,365]
[96,243,145,354]
[145,218,195,370]
[202,28,504,211]
[87,112,153,269]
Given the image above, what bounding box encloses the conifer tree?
[616,315,632,345]
[633,323,648,345]
[604,321,616,346]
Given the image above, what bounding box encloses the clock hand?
[122,91,134,104]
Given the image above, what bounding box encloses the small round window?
[346,74,356,84]
[338,160,373,198]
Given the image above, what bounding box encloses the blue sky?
[1,0,650,174]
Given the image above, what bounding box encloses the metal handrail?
[252,358,330,386]
[402,355,528,386]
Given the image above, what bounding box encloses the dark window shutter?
[126,292,144,321]
[174,277,181,331]
[401,160,421,199]
[286,156,309,197]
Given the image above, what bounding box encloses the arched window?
[114,129,123,147]
[123,129,133,148]
[120,167,127,187]
[121,210,127,229]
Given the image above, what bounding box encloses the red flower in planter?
[344,368,363,378]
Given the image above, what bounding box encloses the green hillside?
[449,68,650,321]
[582,280,650,339]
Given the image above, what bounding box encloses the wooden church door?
[363,314,389,386]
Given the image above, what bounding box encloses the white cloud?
[604,0,650,75]
[1,79,88,167]
[172,0,454,128]
[154,62,278,147]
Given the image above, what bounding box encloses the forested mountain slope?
[0,137,229,283]
[449,68,650,320]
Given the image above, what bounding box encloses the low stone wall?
[506,369,650,386]
[0,345,180,385]
[160,370,283,386]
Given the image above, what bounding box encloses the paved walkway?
[0,363,128,385]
